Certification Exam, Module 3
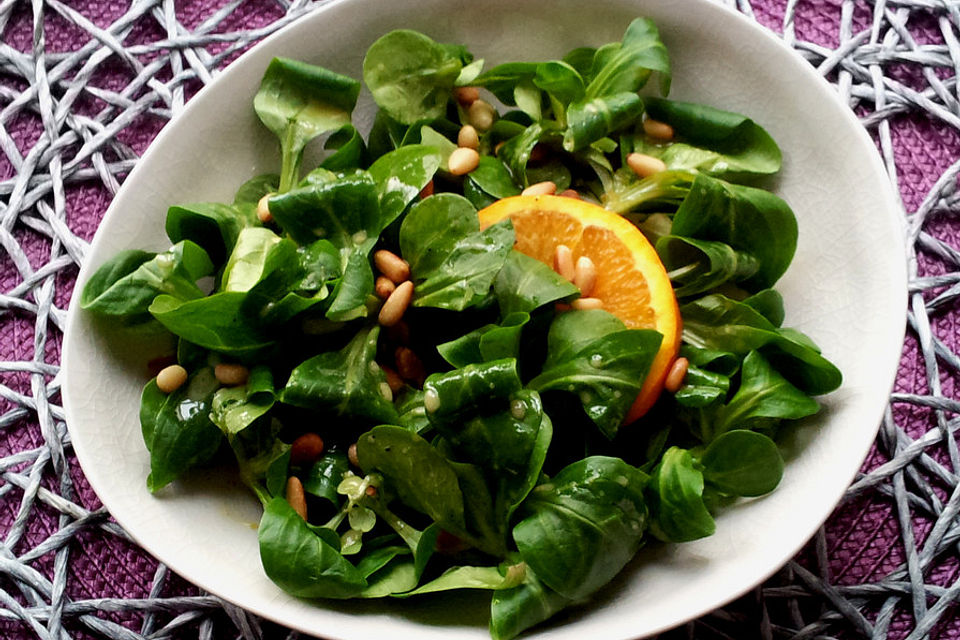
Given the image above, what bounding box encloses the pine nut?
[348,443,360,468]
[555,302,572,312]
[375,276,396,300]
[453,86,480,106]
[420,179,434,199]
[554,245,575,282]
[626,152,667,178]
[215,363,249,386]
[365,485,378,497]
[468,99,496,132]
[256,194,273,223]
[559,189,580,199]
[643,118,675,141]
[386,319,410,345]
[379,280,414,327]
[290,433,325,466]
[395,346,426,387]
[494,141,505,156]
[574,256,598,297]
[457,124,480,150]
[374,250,410,284]
[381,365,405,393]
[528,144,546,164]
[156,364,188,393]
[522,181,557,196]
[286,476,308,520]
[571,297,603,310]
[664,357,689,393]
[448,147,480,175]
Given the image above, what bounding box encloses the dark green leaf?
[258,498,367,598]
[363,30,464,124]
[400,194,515,310]
[681,294,842,395]
[209,365,275,436]
[647,447,715,542]
[282,326,398,424]
[641,97,781,179]
[700,430,784,496]
[490,568,570,640]
[368,144,442,227]
[714,350,820,435]
[584,17,671,98]
[302,451,350,504]
[140,368,222,492]
[149,292,274,357]
[670,174,797,290]
[166,202,258,265]
[494,251,580,316]
[81,242,213,318]
[657,235,760,297]
[512,456,648,600]
[528,310,662,438]
[436,313,529,368]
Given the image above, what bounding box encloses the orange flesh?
[479,195,681,423]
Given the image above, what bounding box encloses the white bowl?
[62,0,906,638]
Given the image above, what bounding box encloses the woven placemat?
[1,0,958,638]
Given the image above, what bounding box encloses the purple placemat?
[1,0,958,638]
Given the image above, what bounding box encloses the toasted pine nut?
[379,280,414,327]
[554,245,575,282]
[286,477,308,520]
[156,364,188,393]
[256,194,273,223]
[457,124,480,150]
[386,319,410,345]
[571,297,603,310]
[664,357,689,393]
[555,302,571,312]
[365,485,378,497]
[643,118,675,141]
[627,152,667,178]
[522,181,557,196]
[559,189,580,199]
[468,99,496,132]
[574,256,598,297]
[453,86,480,106]
[348,443,360,468]
[494,141,505,156]
[374,250,410,284]
[380,365,405,393]
[395,346,426,387]
[215,363,249,386]
[375,276,396,300]
[448,147,480,175]
[420,179,434,199]
[528,144,546,164]
[290,433,325,466]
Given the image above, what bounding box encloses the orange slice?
[478,194,681,423]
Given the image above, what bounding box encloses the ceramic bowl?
[62,0,906,638]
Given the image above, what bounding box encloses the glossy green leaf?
[81,241,213,318]
[209,365,275,436]
[700,429,784,497]
[681,294,842,395]
[647,447,715,542]
[400,194,515,310]
[512,456,648,600]
[254,57,360,191]
[165,203,257,265]
[282,326,398,424]
[258,498,367,598]
[494,251,580,316]
[363,30,464,124]
[528,310,662,438]
[140,368,222,492]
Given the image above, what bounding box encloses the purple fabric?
[1,0,958,638]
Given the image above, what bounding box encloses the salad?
[79,18,842,640]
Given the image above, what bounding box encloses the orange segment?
[478,194,681,423]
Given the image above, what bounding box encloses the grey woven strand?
[0,0,957,638]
